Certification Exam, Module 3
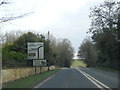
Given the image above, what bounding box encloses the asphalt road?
[79,67,119,88]
[33,67,119,89]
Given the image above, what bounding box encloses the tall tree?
[45,34,74,67]
[56,39,74,67]
[89,0,119,68]
[11,32,43,53]
[78,38,97,67]
[89,0,119,33]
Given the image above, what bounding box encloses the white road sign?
[33,60,47,66]
[28,42,44,59]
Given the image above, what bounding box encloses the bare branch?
[0,12,34,23]
[0,1,10,6]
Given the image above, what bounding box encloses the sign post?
[27,42,46,74]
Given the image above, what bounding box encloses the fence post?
[35,66,37,74]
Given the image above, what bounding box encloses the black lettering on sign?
[28,53,36,56]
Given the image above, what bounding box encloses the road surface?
[33,67,119,89]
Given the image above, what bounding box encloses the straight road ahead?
[33,67,119,89]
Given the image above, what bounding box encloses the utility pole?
[47,31,50,71]
[48,31,50,40]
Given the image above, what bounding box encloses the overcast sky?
[1,0,107,59]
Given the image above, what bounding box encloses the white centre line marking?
[75,68,112,90]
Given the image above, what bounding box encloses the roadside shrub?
[2,44,27,68]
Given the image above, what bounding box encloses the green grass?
[0,47,2,53]
[0,47,2,58]
[3,69,61,88]
[94,67,120,73]
[71,59,87,68]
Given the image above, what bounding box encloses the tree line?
[2,31,74,68]
[78,0,119,69]
[0,0,74,68]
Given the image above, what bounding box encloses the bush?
[2,44,27,68]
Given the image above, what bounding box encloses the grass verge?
[3,68,61,88]
[71,59,87,68]
[94,67,120,73]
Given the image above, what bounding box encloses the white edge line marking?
[75,68,112,90]
[33,69,63,89]
[34,74,55,88]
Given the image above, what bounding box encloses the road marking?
[75,68,112,90]
[34,74,55,89]
[32,70,63,89]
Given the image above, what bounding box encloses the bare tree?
[5,31,23,43]
[78,37,97,67]
[0,0,34,46]
[0,0,34,23]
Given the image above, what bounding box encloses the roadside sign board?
[28,42,44,60]
[33,60,47,66]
